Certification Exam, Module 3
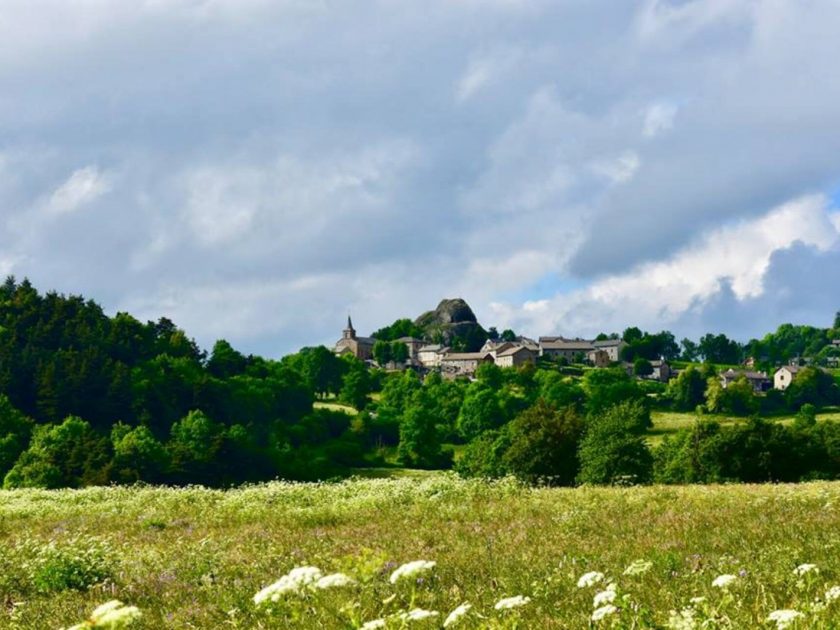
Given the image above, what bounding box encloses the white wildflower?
[711,574,737,588]
[66,600,142,629]
[494,595,531,610]
[591,604,618,622]
[399,608,440,622]
[315,573,356,589]
[825,585,840,603]
[443,603,471,627]
[389,560,436,584]
[577,571,605,588]
[360,620,386,630]
[90,602,124,621]
[767,609,804,629]
[93,606,141,628]
[623,559,653,576]
[793,563,818,576]
[667,608,697,630]
[593,589,617,607]
[253,566,324,604]
[689,596,706,605]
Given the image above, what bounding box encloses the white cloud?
[1,1,840,353]
[45,166,110,215]
[494,194,839,337]
[455,47,523,102]
[178,140,419,251]
[643,102,678,137]
[590,151,641,184]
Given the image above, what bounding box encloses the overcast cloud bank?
[1,0,840,354]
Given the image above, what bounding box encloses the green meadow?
[2,476,840,628]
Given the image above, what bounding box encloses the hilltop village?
[333,299,819,393]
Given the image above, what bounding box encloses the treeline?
[3,278,840,490]
[0,279,379,488]
[586,321,840,367]
[373,363,840,484]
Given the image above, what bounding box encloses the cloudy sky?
[2,0,840,356]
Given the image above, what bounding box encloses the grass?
[313,401,358,415]
[647,409,840,446]
[2,476,840,628]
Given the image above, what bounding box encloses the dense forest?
[2,278,840,490]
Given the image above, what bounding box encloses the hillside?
[1,476,839,628]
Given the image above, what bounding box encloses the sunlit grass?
[2,476,840,628]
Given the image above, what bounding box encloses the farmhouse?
[592,338,627,362]
[539,338,596,360]
[774,365,802,391]
[494,345,538,368]
[417,344,448,368]
[440,351,494,375]
[720,368,771,393]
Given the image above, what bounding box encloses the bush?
[9,536,115,594]
[4,416,111,489]
[577,400,652,485]
[456,430,510,478]
[503,400,584,485]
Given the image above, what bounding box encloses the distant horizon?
[5,276,836,359]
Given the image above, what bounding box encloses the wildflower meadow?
[2,475,840,628]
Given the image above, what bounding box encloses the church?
[333,316,375,360]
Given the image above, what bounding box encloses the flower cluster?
[66,601,141,629]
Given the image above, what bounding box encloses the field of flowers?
[2,475,840,628]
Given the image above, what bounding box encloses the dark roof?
[593,339,624,348]
[441,352,494,361]
[497,346,536,357]
[777,365,802,373]
[540,340,595,351]
[418,344,445,353]
[722,369,768,380]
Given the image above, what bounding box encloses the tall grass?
[1,475,839,627]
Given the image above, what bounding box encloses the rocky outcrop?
[414,298,486,350]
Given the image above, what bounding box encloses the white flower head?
[711,574,737,588]
[389,560,436,584]
[360,620,386,630]
[90,602,124,621]
[315,573,356,589]
[767,609,804,629]
[443,603,471,627]
[592,604,618,622]
[577,571,605,588]
[667,607,697,630]
[593,589,617,607]
[793,563,818,576]
[494,595,531,610]
[253,566,324,604]
[825,585,840,603]
[623,559,653,576]
[68,600,142,629]
[689,596,706,605]
[399,608,440,622]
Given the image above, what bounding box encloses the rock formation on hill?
[414,298,487,351]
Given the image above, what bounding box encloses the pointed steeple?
[343,313,356,340]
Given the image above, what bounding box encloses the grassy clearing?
[2,477,840,628]
[313,401,358,415]
[647,409,840,446]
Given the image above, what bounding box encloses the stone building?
[334,316,374,360]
